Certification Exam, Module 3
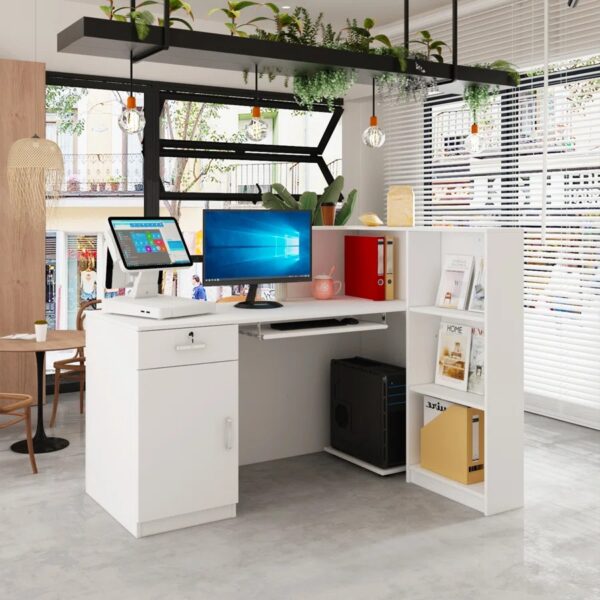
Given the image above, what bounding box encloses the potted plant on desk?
[34,320,48,343]
[262,176,357,226]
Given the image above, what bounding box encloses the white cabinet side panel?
[485,228,524,515]
[85,317,140,534]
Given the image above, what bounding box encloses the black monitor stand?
[235,284,283,309]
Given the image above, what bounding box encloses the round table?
[0,330,85,454]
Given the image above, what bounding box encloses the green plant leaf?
[262,192,288,210]
[207,7,226,16]
[136,1,159,8]
[271,183,298,209]
[373,34,392,48]
[165,17,194,30]
[99,5,111,17]
[363,17,375,30]
[432,54,444,63]
[419,30,432,40]
[263,2,280,14]
[299,191,318,222]
[114,14,127,22]
[234,0,260,8]
[335,189,357,226]
[170,0,194,19]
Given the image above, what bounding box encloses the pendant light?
[118,50,146,135]
[245,65,268,142]
[464,122,485,155]
[362,79,386,148]
[7,0,64,214]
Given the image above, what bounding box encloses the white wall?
[342,97,386,221]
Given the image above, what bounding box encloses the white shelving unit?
[405,228,524,516]
[308,226,523,516]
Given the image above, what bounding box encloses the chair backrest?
[76,299,102,331]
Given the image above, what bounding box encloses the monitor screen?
[203,210,312,285]
[109,217,193,270]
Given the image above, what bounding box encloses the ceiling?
[192,0,449,27]
[71,0,453,28]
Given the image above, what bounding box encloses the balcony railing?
[62,153,144,195]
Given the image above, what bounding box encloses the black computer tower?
[331,357,406,470]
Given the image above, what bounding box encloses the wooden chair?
[49,299,101,428]
[0,393,38,474]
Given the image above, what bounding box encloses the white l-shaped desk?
[86,227,524,538]
[86,296,407,537]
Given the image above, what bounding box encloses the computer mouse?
[341,317,359,325]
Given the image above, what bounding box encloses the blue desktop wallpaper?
[203,211,312,283]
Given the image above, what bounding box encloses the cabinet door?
[138,361,238,522]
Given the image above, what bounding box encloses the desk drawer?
[138,325,238,370]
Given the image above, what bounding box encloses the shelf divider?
[410,382,484,410]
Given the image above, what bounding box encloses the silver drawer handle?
[225,417,234,450]
[175,343,207,351]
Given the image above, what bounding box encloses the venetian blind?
[382,0,600,427]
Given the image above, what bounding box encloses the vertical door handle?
[225,417,234,450]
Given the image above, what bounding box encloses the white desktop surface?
[88,296,407,331]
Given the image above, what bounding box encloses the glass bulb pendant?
[362,115,386,148]
[464,122,485,155]
[118,95,146,135]
[245,106,268,142]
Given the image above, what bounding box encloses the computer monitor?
[202,210,312,309]
[109,217,193,271]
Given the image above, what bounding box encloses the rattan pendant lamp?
[7,0,64,214]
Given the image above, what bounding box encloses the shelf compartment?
[410,383,484,410]
[57,18,518,89]
[324,447,406,477]
[240,320,388,340]
[409,306,484,324]
[409,464,485,513]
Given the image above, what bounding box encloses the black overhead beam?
[57,18,517,89]
[161,139,318,157]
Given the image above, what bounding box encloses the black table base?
[11,435,69,454]
[10,350,70,455]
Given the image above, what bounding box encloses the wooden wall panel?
[0,59,46,398]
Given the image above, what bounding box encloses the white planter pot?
[35,324,48,343]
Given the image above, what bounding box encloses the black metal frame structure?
[46,71,342,218]
[57,0,517,89]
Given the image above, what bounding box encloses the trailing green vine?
[293,69,356,111]
[463,61,521,121]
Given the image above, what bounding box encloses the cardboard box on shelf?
[420,403,484,485]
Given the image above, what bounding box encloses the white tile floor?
[1,393,599,600]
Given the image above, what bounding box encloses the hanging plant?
[293,69,356,111]
[463,61,520,121]
[463,83,493,122]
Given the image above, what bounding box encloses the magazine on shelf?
[468,258,485,312]
[435,255,474,310]
[435,321,472,391]
[467,327,485,395]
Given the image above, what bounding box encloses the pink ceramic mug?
[312,275,342,300]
